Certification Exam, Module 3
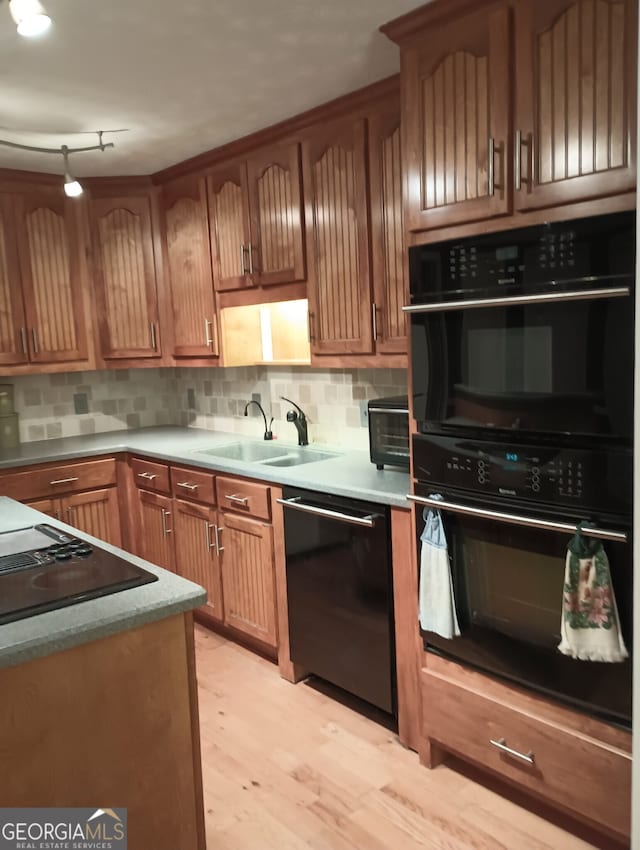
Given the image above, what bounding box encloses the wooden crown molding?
[152,74,400,185]
[380,0,503,44]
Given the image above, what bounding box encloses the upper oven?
[405,211,635,444]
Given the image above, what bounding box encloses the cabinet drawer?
[422,670,631,838]
[0,458,117,502]
[170,466,216,505]
[216,476,270,520]
[131,457,170,494]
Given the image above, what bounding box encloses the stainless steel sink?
[193,441,339,467]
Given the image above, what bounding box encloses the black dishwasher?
[278,486,396,716]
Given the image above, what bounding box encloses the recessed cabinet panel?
[163,178,219,357]
[208,163,251,292]
[138,490,175,572]
[63,488,122,548]
[15,195,88,363]
[368,98,408,354]
[303,119,373,355]
[0,196,27,365]
[174,500,223,622]
[515,0,636,208]
[91,196,161,359]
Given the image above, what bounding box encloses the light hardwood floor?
[195,626,606,850]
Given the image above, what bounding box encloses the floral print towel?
[558,523,628,663]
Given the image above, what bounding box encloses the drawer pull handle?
[49,477,79,486]
[489,737,535,765]
[137,472,157,481]
[161,509,172,535]
[214,525,224,554]
[177,481,199,491]
[205,521,215,551]
[225,494,248,506]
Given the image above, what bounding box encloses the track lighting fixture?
[0,132,116,198]
[7,0,51,37]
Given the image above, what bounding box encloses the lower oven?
[410,434,633,729]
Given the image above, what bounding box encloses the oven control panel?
[412,433,631,515]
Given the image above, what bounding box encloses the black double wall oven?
[407,211,634,729]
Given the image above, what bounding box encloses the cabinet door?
[302,118,373,355]
[63,488,122,548]
[402,4,510,231]
[25,498,60,520]
[91,196,161,359]
[15,193,88,363]
[219,511,276,647]
[163,177,219,357]
[138,490,175,572]
[514,0,637,210]
[0,196,27,365]
[207,162,251,292]
[174,500,223,621]
[246,142,306,286]
[368,97,408,354]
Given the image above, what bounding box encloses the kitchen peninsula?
[0,497,207,850]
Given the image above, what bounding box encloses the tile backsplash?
[6,366,408,450]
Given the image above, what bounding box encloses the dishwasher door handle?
[276,497,378,528]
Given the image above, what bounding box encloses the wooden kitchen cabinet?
[218,510,277,647]
[514,0,637,210]
[63,488,122,547]
[10,191,89,364]
[207,141,305,292]
[302,117,373,355]
[0,195,28,366]
[162,176,219,358]
[90,195,161,360]
[138,490,175,572]
[173,499,224,622]
[368,96,408,353]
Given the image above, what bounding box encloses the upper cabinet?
[162,176,219,358]
[368,96,408,354]
[398,3,511,231]
[90,195,162,360]
[514,0,637,209]
[207,142,306,292]
[0,191,88,366]
[302,117,373,355]
[384,0,636,232]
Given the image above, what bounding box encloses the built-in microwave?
[406,210,636,444]
[368,396,410,470]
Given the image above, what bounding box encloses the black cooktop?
[0,524,158,625]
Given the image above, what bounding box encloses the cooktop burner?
[0,524,158,625]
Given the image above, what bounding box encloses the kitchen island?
[0,497,207,850]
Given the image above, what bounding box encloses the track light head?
[62,146,83,198]
[8,0,51,37]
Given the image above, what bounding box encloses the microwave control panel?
[412,434,631,515]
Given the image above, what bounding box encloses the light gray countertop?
[0,497,207,672]
[0,426,412,508]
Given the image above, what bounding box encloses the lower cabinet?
[23,489,121,547]
[138,490,176,572]
[218,510,277,648]
[173,499,223,622]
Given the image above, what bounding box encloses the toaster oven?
[368,396,410,470]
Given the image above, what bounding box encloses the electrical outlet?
[359,400,369,428]
[250,392,261,415]
[73,393,89,415]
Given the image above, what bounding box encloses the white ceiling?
[0,0,425,177]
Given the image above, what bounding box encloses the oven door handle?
[406,495,627,543]
[276,497,378,528]
[401,284,630,314]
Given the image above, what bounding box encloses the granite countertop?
[0,426,412,508]
[0,497,207,672]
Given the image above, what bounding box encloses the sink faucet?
[281,396,308,446]
[244,400,273,441]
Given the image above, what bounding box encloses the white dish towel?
[418,496,460,639]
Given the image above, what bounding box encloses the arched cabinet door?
[90,195,161,360]
[400,2,511,231]
[302,117,373,355]
[162,177,219,358]
[514,0,637,210]
[246,142,306,287]
[15,193,88,364]
[207,162,251,292]
[0,195,27,365]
